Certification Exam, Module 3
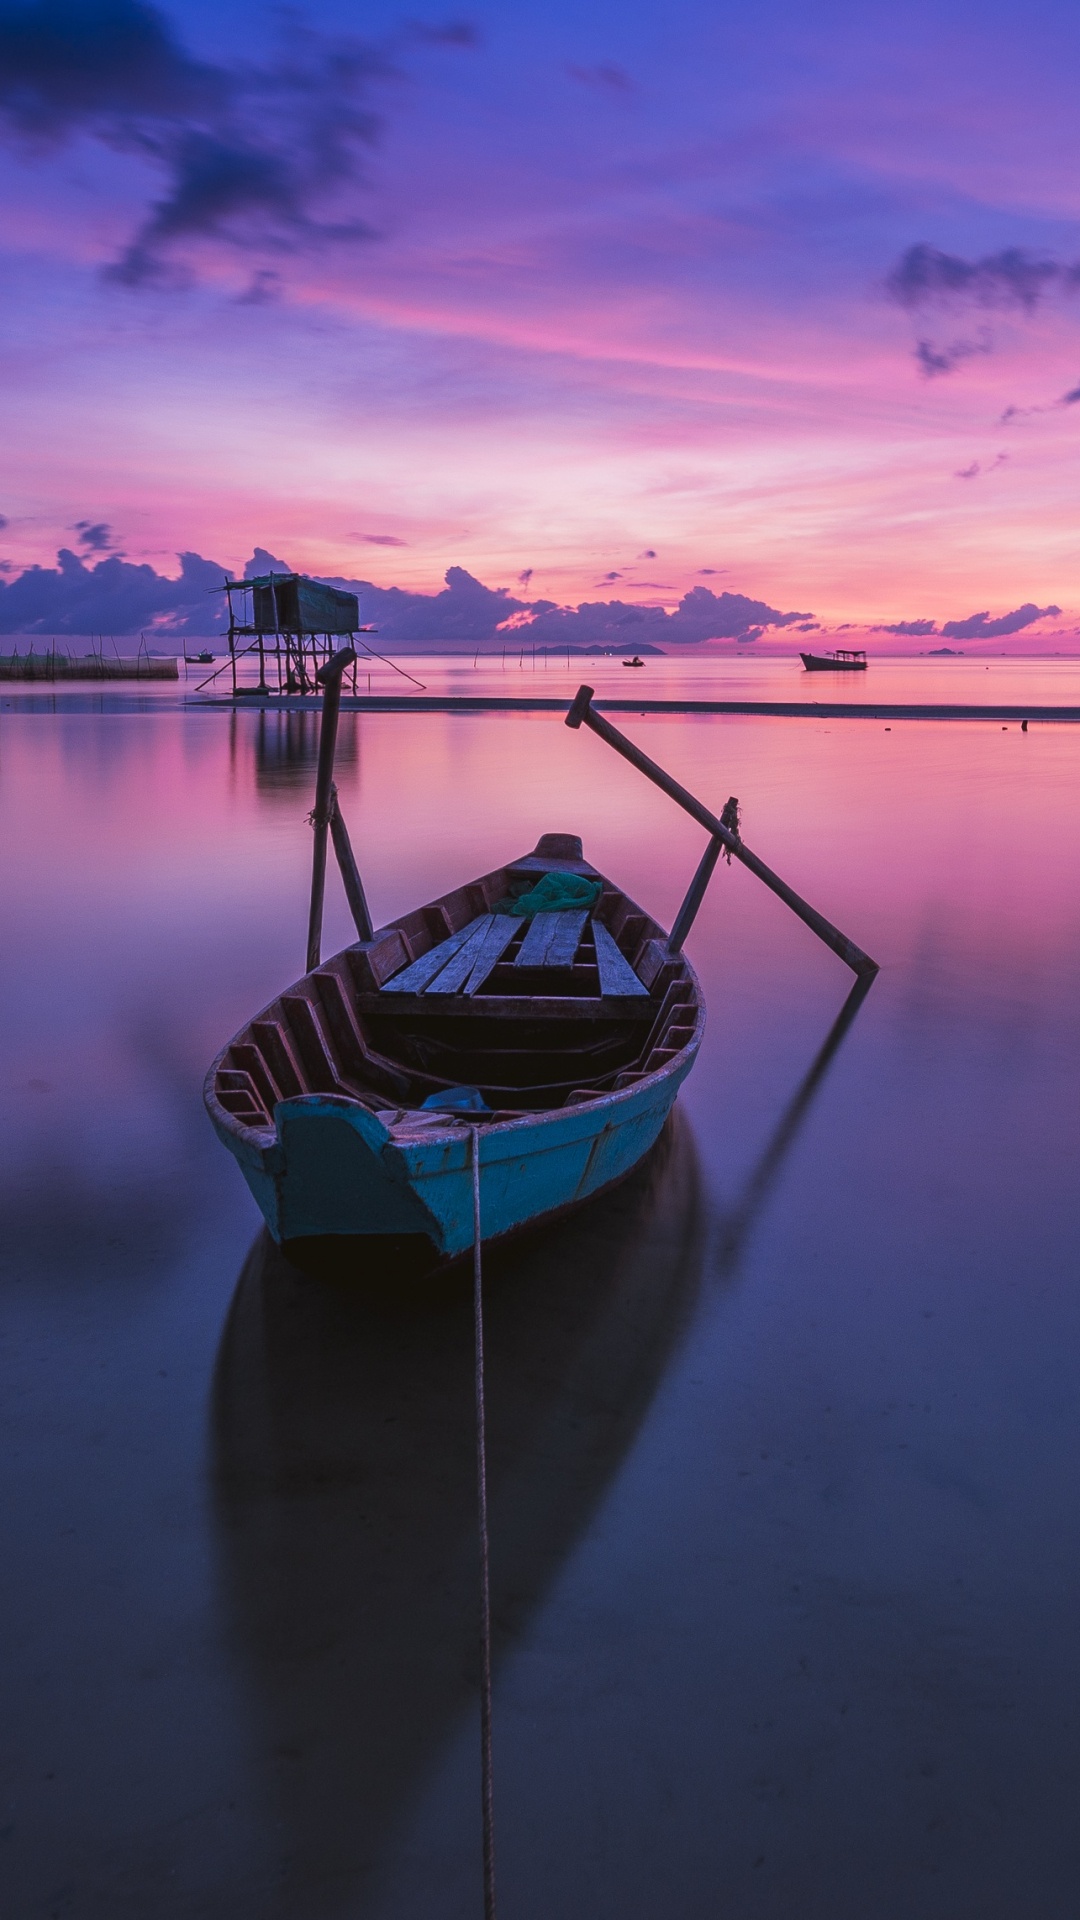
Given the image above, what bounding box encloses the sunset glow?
[3,0,1080,633]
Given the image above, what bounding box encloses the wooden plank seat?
[514,909,589,968]
[593,922,650,996]
[379,906,649,999]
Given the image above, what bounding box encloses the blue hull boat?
[206,669,876,1271]
[205,833,704,1265]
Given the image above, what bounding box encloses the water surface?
[2,692,1078,1917]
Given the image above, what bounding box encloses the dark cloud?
[1062,384,1080,405]
[243,546,292,577]
[953,452,1007,480]
[0,553,812,648]
[565,62,633,94]
[0,0,475,283]
[0,546,228,634]
[0,514,8,529]
[638,549,657,559]
[873,619,936,635]
[941,603,1060,641]
[73,519,114,550]
[915,333,991,378]
[0,0,219,136]
[888,243,1076,312]
[360,534,408,547]
[517,567,533,586]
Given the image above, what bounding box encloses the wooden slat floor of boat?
[462,915,520,994]
[380,916,486,994]
[424,916,497,994]
[515,909,589,968]
[593,921,650,996]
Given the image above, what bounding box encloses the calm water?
[7,648,1080,709]
[2,676,1079,1917]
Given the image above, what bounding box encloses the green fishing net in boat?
[494,871,602,918]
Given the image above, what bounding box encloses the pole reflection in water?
[711,970,876,1275]
[211,1110,705,1916]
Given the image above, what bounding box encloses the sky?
[3,0,1080,636]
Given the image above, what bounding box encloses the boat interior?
[213,836,700,1128]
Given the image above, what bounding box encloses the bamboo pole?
[566,684,878,978]
[306,647,358,971]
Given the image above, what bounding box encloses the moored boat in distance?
[205,834,703,1267]
[800,647,868,671]
[622,655,645,667]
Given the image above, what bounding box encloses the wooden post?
[329,783,374,942]
[566,684,878,978]
[306,647,358,972]
[667,833,725,955]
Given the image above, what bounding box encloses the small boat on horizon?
[184,650,215,664]
[622,655,645,667]
[800,647,867,672]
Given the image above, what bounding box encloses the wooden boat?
[622,655,645,667]
[800,647,867,671]
[206,668,874,1267]
[205,833,704,1264]
[184,649,215,664]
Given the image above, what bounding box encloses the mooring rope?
[471,1126,497,1920]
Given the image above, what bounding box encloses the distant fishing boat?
[800,647,867,671]
[622,655,645,667]
[205,668,876,1269]
[185,650,215,664]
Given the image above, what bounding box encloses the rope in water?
[471,1126,497,1920]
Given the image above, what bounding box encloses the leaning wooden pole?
[306,646,357,972]
[566,684,878,978]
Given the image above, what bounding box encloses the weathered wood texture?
[515,910,589,968]
[381,917,486,994]
[462,916,520,994]
[593,922,649,996]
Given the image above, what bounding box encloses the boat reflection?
[210,1108,706,1915]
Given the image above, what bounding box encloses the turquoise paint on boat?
[206,834,705,1266]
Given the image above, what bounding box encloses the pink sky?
[3,0,1080,630]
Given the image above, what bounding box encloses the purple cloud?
[73,519,115,551]
[0,553,813,647]
[941,603,1060,640]
[888,244,1075,313]
[0,0,475,285]
[915,333,992,378]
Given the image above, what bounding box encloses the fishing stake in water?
[306,646,373,970]
[566,685,878,978]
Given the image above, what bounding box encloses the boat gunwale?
[204,853,705,1158]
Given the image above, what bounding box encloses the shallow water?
[2,694,1079,1917]
[8,648,1080,710]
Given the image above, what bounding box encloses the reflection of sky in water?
[2,695,1079,1915]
